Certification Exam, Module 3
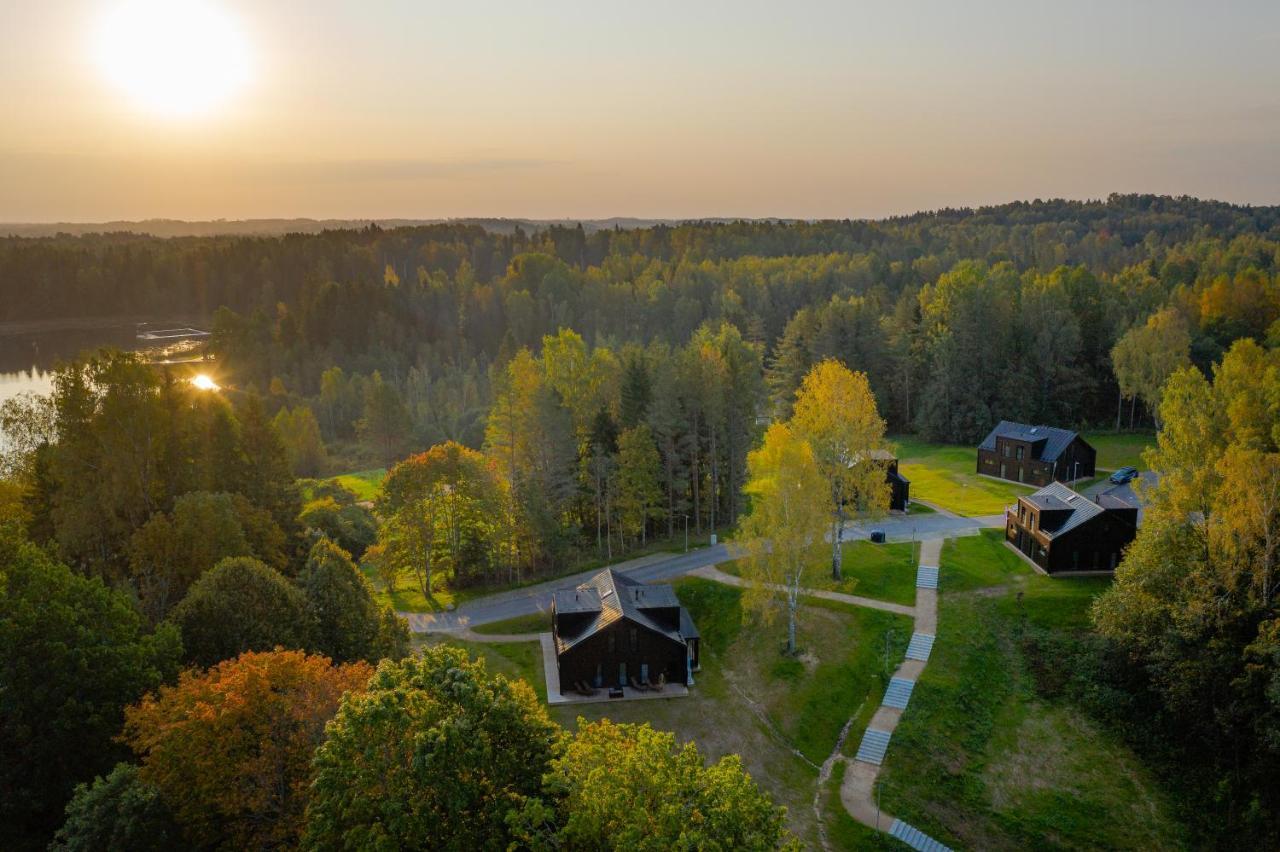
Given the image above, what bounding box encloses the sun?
[190,373,220,391]
[94,0,251,117]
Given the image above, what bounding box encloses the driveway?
[401,545,733,633]
[1082,471,1157,526]
[840,508,1004,543]
[404,509,1003,634]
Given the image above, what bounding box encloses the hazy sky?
[2,0,1279,221]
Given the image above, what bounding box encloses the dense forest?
[3,194,1279,444]
[5,194,1280,848]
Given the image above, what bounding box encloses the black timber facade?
[551,569,700,694]
[977,421,1096,487]
[1005,482,1137,574]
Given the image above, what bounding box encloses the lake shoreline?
[0,315,210,338]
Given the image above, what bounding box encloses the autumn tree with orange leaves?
[122,649,371,850]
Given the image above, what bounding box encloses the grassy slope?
[875,531,1186,850]
[1082,431,1155,471]
[893,436,1033,516]
[721,540,920,607]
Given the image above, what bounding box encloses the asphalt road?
[404,510,1003,634]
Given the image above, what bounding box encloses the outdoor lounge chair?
[574,681,595,696]
[654,673,666,691]
[630,676,650,692]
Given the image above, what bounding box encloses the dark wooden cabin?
[551,569,700,694]
[977,421,1095,486]
[868,449,910,512]
[1005,481,1137,574]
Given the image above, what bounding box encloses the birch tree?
[739,423,828,655]
[789,360,890,581]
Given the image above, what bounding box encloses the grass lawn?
[359,563,464,613]
[1082,431,1155,471]
[720,540,920,607]
[328,467,386,501]
[469,611,551,635]
[417,633,547,701]
[873,534,1186,850]
[893,436,1033,516]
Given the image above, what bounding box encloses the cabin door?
[618,662,627,687]
[640,663,649,683]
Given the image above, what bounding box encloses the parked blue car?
[1109,466,1139,485]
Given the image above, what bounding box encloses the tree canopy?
[303,645,560,851]
[123,649,371,850]
[0,524,180,850]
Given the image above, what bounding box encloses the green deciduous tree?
[298,495,376,559]
[0,525,180,850]
[511,719,798,851]
[127,491,254,623]
[50,764,178,852]
[1093,340,1280,837]
[168,556,310,668]
[303,645,560,851]
[299,537,409,664]
[1110,307,1192,429]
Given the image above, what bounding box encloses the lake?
[0,321,209,407]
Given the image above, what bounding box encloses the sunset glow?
[93,0,251,117]
[189,373,219,391]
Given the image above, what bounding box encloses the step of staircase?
[888,818,952,852]
[882,677,916,710]
[905,632,935,661]
[916,565,939,589]
[854,727,892,765]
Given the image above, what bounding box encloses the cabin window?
[1015,446,1024,461]
[1002,442,1010,458]
[618,662,627,687]
[607,633,615,653]
[594,663,602,688]
[630,628,638,651]
[1072,551,1079,569]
